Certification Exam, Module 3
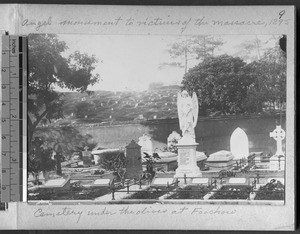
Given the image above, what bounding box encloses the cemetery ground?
[27,164,285,204]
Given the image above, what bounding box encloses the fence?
[108,173,284,201]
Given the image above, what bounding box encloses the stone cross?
[82,146,92,166]
[270,125,285,156]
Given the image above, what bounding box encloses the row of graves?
[28,125,285,204]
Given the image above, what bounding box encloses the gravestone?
[206,150,234,171]
[151,177,175,187]
[167,131,181,152]
[125,140,143,180]
[230,127,249,159]
[40,178,71,191]
[227,177,247,185]
[191,178,209,185]
[138,134,153,156]
[269,125,285,170]
[270,125,285,156]
[92,178,111,187]
[82,146,92,166]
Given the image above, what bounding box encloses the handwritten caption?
[33,205,237,224]
[21,10,291,33]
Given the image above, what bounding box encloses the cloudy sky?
[57,34,280,92]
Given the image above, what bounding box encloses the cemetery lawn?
[255,181,285,200]
[209,185,252,200]
[166,185,210,199]
[28,186,111,200]
[125,188,168,200]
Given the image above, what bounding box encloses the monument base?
[174,139,202,179]
[269,155,285,171]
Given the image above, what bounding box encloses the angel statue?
[177,90,199,140]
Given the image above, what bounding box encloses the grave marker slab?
[41,178,71,191]
[206,150,234,171]
[191,178,209,185]
[152,177,175,186]
[228,178,247,184]
[92,179,111,187]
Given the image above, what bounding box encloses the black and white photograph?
[27,33,287,204]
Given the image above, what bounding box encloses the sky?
[56,34,280,92]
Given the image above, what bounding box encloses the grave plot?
[255,179,285,200]
[209,185,252,200]
[166,178,212,199]
[28,178,113,200]
[166,185,210,199]
[124,187,169,200]
[124,177,177,200]
[209,178,252,200]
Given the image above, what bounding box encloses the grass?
[166,185,210,199]
[209,185,252,200]
[255,180,284,200]
[125,187,169,200]
[28,186,111,200]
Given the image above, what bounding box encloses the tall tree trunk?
[55,152,62,176]
[184,47,188,74]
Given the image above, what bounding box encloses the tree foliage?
[28,34,100,151]
[161,36,224,73]
[245,46,286,113]
[100,151,126,180]
[182,44,286,116]
[33,125,96,174]
[27,137,56,182]
[182,55,252,115]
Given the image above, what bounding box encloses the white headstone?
[138,134,153,155]
[228,178,246,184]
[93,179,111,186]
[192,178,209,185]
[152,178,174,186]
[44,179,67,187]
[270,125,285,156]
[230,128,249,159]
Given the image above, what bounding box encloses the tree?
[33,125,96,175]
[140,152,161,181]
[100,151,126,180]
[160,36,224,73]
[27,137,56,183]
[244,45,286,114]
[28,34,100,153]
[182,55,252,116]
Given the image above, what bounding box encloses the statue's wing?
[177,92,183,130]
[192,92,199,127]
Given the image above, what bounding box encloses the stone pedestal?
[174,138,202,178]
[269,155,285,171]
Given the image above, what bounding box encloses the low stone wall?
[78,114,285,155]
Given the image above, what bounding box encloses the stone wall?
[78,114,285,155]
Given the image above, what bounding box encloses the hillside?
[57,85,181,125]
